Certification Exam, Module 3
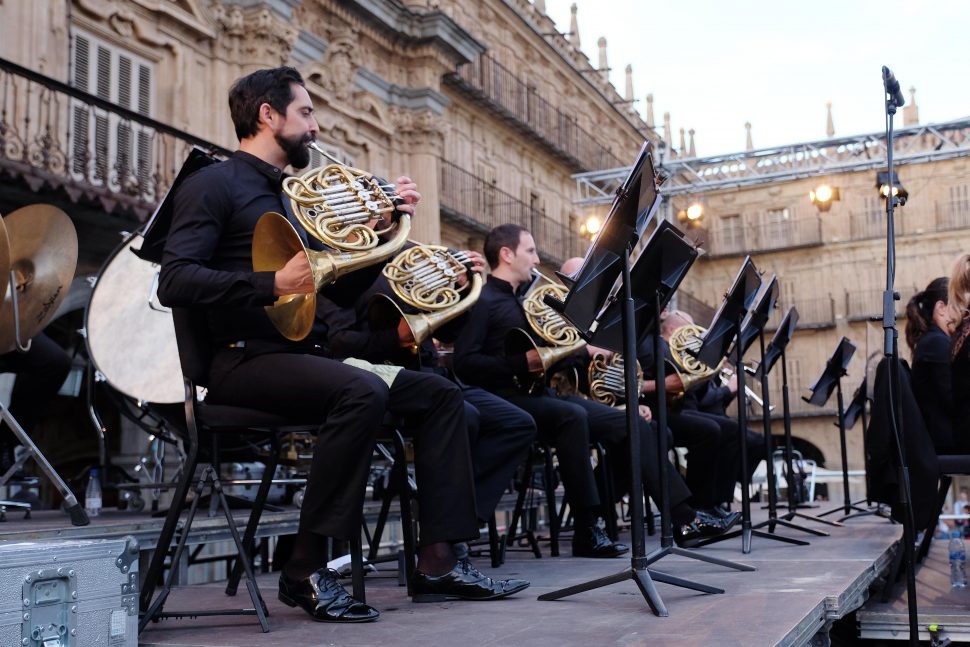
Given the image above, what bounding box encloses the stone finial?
[645,93,655,129]
[663,112,672,149]
[826,102,835,137]
[534,0,546,13]
[688,128,696,158]
[903,86,920,126]
[679,127,687,157]
[624,64,633,102]
[568,3,580,48]
[745,122,753,151]
[597,37,608,82]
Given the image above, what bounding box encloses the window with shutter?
[69,29,155,198]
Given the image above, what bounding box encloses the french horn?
[253,142,411,341]
[368,244,482,369]
[505,270,586,394]
[588,352,643,406]
[666,322,723,400]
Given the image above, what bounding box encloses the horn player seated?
[158,66,527,624]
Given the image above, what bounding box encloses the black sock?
[574,507,594,530]
[283,531,329,580]
[672,504,695,527]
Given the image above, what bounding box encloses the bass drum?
[84,233,183,404]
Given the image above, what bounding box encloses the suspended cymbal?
[0,215,10,302]
[0,204,78,353]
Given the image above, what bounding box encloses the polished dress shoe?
[572,525,629,558]
[278,568,379,623]
[411,559,530,602]
[674,509,735,548]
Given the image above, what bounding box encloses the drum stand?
[0,402,89,525]
[0,270,89,526]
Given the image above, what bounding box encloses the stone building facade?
[657,119,970,497]
[0,0,657,484]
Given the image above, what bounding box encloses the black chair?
[917,455,970,562]
[364,425,418,592]
[505,443,560,558]
[139,308,364,633]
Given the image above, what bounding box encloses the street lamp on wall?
[580,213,603,239]
[809,184,841,212]
[676,201,704,227]
[876,171,908,206]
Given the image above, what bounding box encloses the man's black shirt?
[158,150,375,351]
[453,276,533,394]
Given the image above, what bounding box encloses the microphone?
[882,66,905,107]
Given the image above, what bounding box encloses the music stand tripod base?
[0,404,89,526]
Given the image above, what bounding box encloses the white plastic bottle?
[85,468,103,518]
[949,530,966,589]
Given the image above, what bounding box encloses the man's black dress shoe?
[572,525,629,558]
[674,509,736,548]
[278,568,379,623]
[411,559,530,602]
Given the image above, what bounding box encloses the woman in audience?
[948,253,970,452]
[905,276,955,452]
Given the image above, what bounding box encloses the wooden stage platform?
[0,504,900,647]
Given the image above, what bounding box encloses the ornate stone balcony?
[439,159,586,267]
[0,57,228,221]
[445,52,624,172]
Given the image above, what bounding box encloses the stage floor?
[130,510,899,647]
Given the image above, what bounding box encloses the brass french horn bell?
[252,211,412,341]
[0,205,78,353]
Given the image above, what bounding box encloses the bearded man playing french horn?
[158,67,528,625]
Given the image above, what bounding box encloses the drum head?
[85,234,183,404]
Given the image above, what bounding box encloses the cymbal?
[0,216,10,302]
[0,205,78,353]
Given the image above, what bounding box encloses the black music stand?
[802,337,866,519]
[742,279,820,541]
[835,379,882,521]
[598,225,754,575]
[758,307,843,529]
[692,258,799,554]
[539,144,727,616]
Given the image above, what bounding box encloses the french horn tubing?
[253,142,411,341]
[666,322,724,400]
[505,270,586,394]
[368,244,483,369]
[588,351,643,406]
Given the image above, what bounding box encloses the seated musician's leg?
[209,352,386,622]
[461,385,536,522]
[387,369,530,601]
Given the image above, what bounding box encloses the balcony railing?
[844,287,914,321]
[447,53,624,172]
[705,216,822,257]
[765,295,836,331]
[937,200,970,231]
[0,57,228,220]
[439,160,586,267]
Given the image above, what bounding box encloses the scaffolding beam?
[574,117,970,205]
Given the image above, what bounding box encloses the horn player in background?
[454,230,735,551]
[158,67,527,625]
[316,242,536,552]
